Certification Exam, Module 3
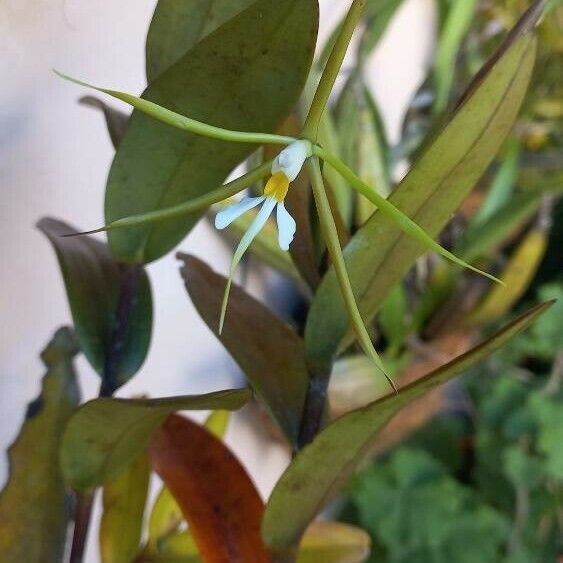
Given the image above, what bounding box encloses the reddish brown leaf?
[149,415,271,563]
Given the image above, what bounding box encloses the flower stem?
[302,0,366,139]
[64,162,272,237]
[314,145,504,285]
[307,157,394,389]
[54,71,296,146]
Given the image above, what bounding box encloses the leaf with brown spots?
[149,415,271,563]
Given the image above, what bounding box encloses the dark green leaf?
[38,218,153,393]
[0,328,79,562]
[262,302,552,554]
[60,389,250,490]
[179,254,308,447]
[146,0,257,82]
[106,0,318,263]
[79,96,129,149]
[305,9,540,373]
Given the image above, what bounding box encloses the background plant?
[0,1,561,562]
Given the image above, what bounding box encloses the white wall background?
[0,0,435,560]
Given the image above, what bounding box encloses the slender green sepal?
[61,162,272,238]
[54,70,297,146]
[314,146,504,286]
[307,158,395,391]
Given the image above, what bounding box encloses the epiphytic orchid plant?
[55,40,502,388]
[2,0,559,562]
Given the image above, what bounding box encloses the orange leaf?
[149,415,271,563]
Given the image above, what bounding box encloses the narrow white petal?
[219,198,276,332]
[214,196,265,230]
[271,140,312,181]
[276,202,296,251]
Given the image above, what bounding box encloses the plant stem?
[71,162,272,237]
[100,264,143,397]
[68,265,143,562]
[302,0,366,139]
[298,158,393,446]
[68,491,94,563]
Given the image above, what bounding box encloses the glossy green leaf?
[262,301,553,554]
[79,96,129,149]
[106,0,318,263]
[60,389,250,490]
[38,218,153,394]
[179,254,308,447]
[146,0,257,82]
[305,7,540,374]
[0,328,79,562]
[100,452,150,563]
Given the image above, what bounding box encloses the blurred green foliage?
[343,283,563,562]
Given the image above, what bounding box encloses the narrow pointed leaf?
[60,389,250,490]
[263,301,553,553]
[467,227,548,325]
[146,0,257,82]
[150,415,271,562]
[106,0,318,263]
[0,328,79,562]
[38,217,153,393]
[305,6,541,373]
[100,452,150,563]
[179,254,308,447]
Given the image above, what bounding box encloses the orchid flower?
[214,140,311,333]
[56,68,502,391]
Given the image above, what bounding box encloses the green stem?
[303,0,366,139]
[314,145,504,285]
[307,157,395,390]
[64,162,272,237]
[55,71,296,146]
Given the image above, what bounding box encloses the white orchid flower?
[215,140,312,332]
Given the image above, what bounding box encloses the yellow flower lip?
[263,171,290,203]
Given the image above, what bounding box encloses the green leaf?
[433,0,477,113]
[262,301,552,554]
[349,448,508,562]
[456,190,542,263]
[79,96,129,149]
[146,0,257,82]
[106,0,318,263]
[0,328,79,562]
[297,522,371,563]
[38,218,153,394]
[100,452,150,563]
[305,7,540,374]
[60,389,250,490]
[179,254,308,447]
